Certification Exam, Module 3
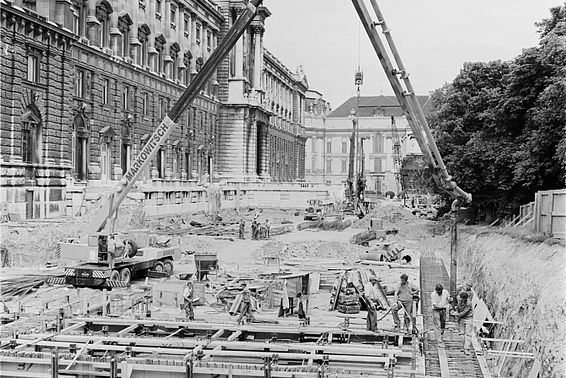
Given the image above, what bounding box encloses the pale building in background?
[305,95,428,195]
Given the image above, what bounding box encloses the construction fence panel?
[535,189,566,239]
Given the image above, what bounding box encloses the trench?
[455,230,565,377]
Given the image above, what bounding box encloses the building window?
[122,85,129,110]
[118,15,132,58]
[141,92,149,116]
[326,158,332,173]
[373,158,383,172]
[72,0,87,37]
[341,159,347,173]
[26,54,40,83]
[341,139,348,154]
[74,68,90,98]
[206,31,211,51]
[196,23,201,44]
[374,133,384,153]
[95,1,112,49]
[170,5,176,29]
[138,25,150,66]
[20,106,41,164]
[183,15,189,38]
[155,35,166,73]
[326,140,332,154]
[155,0,162,17]
[170,43,180,81]
[102,78,109,105]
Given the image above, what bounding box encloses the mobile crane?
[53,0,470,289]
[52,0,265,289]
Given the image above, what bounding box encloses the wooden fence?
[534,189,565,238]
[503,189,565,239]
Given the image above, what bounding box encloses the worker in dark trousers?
[239,219,246,239]
[237,285,254,324]
[183,281,195,320]
[251,221,258,240]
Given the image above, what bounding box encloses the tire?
[124,240,138,258]
[109,270,120,281]
[163,259,174,274]
[153,261,164,273]
[120,267,131,284]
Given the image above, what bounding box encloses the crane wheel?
[124,240,138,258]
[120,267,131,284]
[163,259,174,274]
[153,261,164,273]
[109,270,120,281]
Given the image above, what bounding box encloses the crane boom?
[351,0,471,203]
[85,0,263,235]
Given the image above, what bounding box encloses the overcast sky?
[262,0,562,108]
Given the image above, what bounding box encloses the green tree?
[427,6,566,220]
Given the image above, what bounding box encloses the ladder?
[351,0,472,203]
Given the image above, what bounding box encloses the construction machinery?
[351,0,471,205]
[54,0,265,289]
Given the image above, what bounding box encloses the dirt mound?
[257,239,366,263]
[352,201,415,229]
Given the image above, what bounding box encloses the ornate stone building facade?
[215,1,307,182]
[1,0,313,219]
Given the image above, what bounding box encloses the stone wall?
[0,5,75,219]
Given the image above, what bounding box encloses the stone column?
[228,8,245,103]
[190,12,198,76]
[252,24,264,91]
[259,123,269,179]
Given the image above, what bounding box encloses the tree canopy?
[427,5,566,221]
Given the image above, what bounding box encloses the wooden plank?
[227,330,242,342]
[471,335,493,378]
[210,328,225,340]
[61,321,87,334]
[437,345,450,378]
[164,327,184,339]
[117,324,138,337]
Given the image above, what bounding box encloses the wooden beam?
[437,346,451,378]
[471,336,493,378]
[164,328,185,339]
[117,324,138,337]
[60,321,87,334]
[210,329,225,340]
[227,330,242,342]
[480,338,525,344]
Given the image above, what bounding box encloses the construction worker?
[458,282,474,302]
[363,275,379,332]
[431,283,450,347]
[265,219,271,238]
[452,291,473,354]
[251,220,258,240]
[183,280,195,320]
[392,273,419,334]
[238,284,254,324]
[239,219,245,239]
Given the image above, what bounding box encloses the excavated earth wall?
[458,230,565,378]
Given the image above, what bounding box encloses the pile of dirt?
[257,239,366,263]
[1,202,144,268]
[352,201,415,229]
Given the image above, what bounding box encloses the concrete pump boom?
[85,0,263,235]
[351,0,472,203]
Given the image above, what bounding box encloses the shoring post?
[56,308,64,333]
[110,357,117,378]
[102,289,108,316]
[263,356,272,378]
[186,354,194,378]
[450,199,461,302]
[51,351,59,378]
